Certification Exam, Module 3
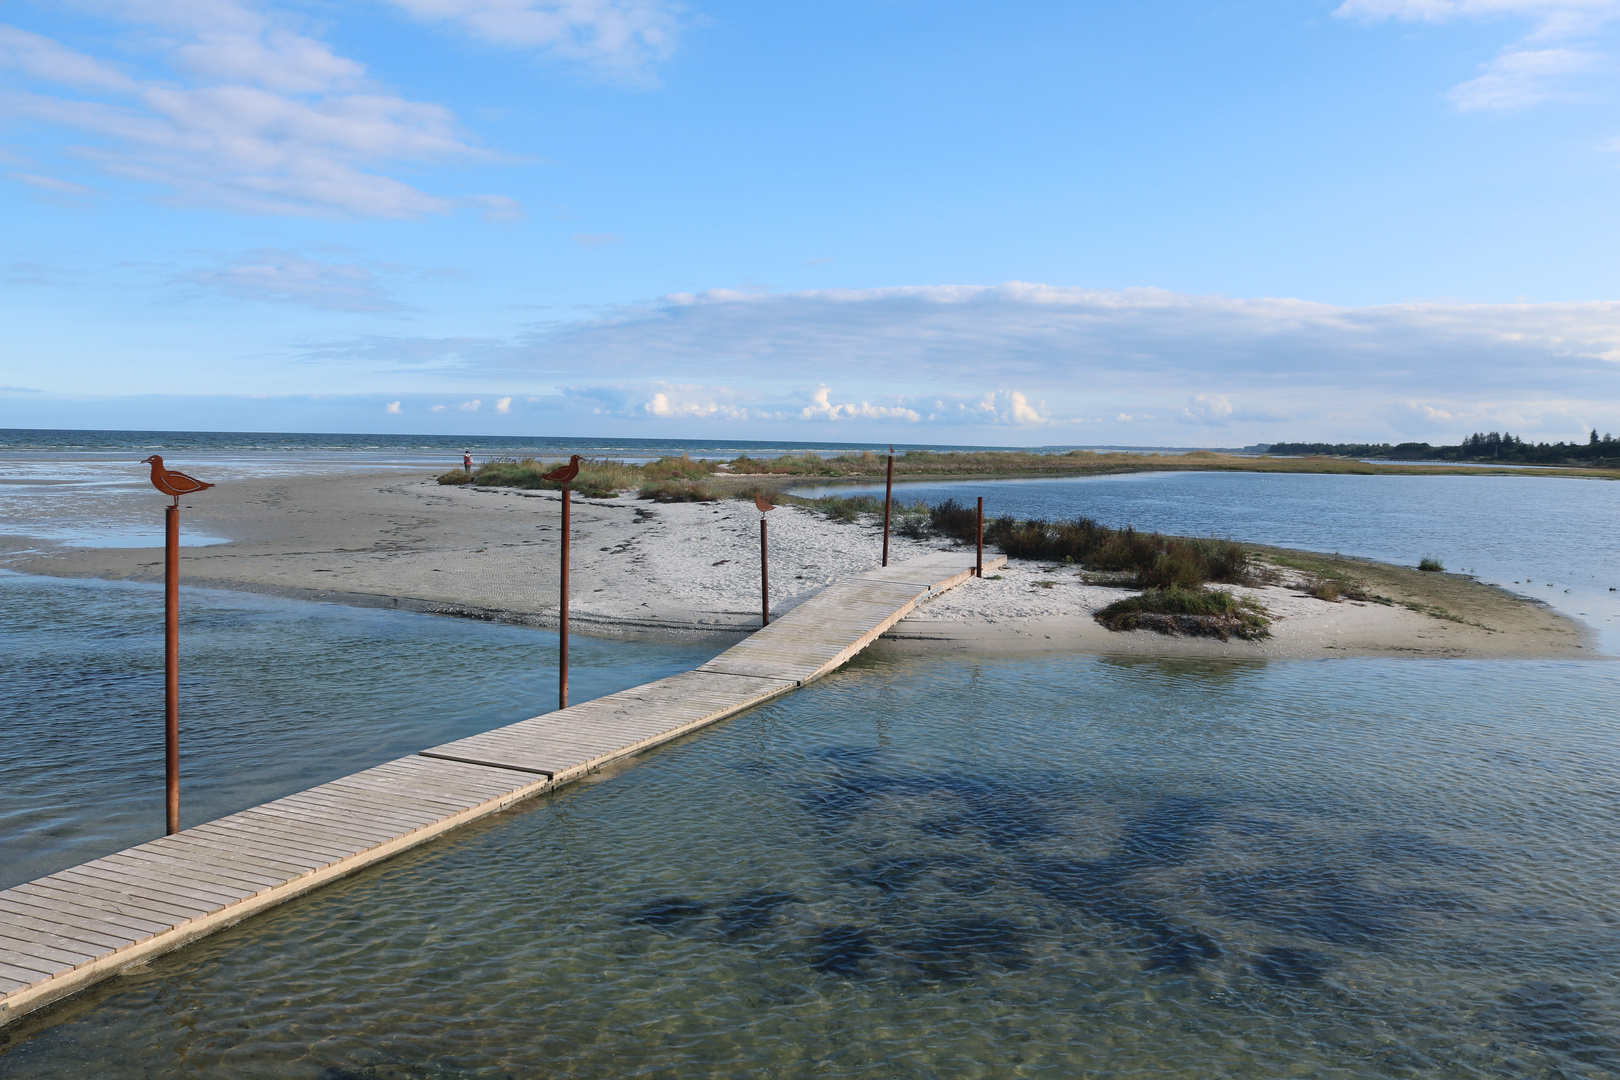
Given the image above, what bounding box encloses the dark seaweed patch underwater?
[2,654,1617,1080]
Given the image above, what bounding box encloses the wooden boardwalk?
[0,550,1005,1026]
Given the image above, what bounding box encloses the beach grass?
[983,513,1251,590]
[467,457,638,498]
[1419,556,1445,572]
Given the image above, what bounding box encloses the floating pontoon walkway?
[0,550,1005,1026]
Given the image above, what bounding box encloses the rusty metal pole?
[881,447,894,567]
[165,499,180,834]
[559,487,570,711]
[975,496,984,578]
[760,516,770,626]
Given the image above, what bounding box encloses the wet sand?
[2,470,1598,659]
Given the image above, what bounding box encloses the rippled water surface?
[0,572,718,889]
[3,653,1616,1079]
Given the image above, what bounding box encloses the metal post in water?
[164,501,179,835]
[760,516,770,626]
[976,496,984,578]
[559,486,570,710]
[881,446,894,567]
[140,454,212,836]
[539,456,582,712]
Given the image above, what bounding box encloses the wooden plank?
[0,908,135,953]
[0,931,98,970]
[0,892,168,941]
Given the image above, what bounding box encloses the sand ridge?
[1,470,1599,659]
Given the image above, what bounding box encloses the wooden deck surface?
[0,550,1005,1026]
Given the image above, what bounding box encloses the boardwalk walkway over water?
[0,550,1005,1027]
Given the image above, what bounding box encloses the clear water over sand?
[1,652,1616,1078]
[0,572,719,890]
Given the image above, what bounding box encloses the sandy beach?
[2,469,1597,659]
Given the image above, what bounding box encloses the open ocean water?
[1,432,1617,1077]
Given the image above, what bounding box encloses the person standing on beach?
[463,450,473,478]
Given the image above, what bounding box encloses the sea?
[1,429,1617,1079]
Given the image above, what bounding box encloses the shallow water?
[2,653,1616,1079]
[0,572,718,889]
[797,471,1620,652]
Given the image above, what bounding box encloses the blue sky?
[3,0,1619,445]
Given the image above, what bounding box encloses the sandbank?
[1,470,1598,660]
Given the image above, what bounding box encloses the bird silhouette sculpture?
[542,455,582,485]
[754,492,776,514]
[141,455,214,504]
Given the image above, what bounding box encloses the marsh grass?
[1419,556,1446,572]
[642,455,720,481]
[809,494,886,522]
[436,469,473,486]
[1095,587,1272,641]
[472,457,636,498]
[640,480,722,502]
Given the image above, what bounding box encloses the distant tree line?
[1264,430,1620,467]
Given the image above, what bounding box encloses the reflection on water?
[3,652,1615,1078]
[0,572,719,889]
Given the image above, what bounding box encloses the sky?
[3,0,1619,446]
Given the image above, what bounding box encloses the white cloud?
[431,403,447,411]
[1180,394,1235,425]
[1449,46,1599,108]
[383,0,682,81]
[303,282,1620,441]
[184,249,399,311]
[1336,0,1620,110]
[800,385,922,422]
[0,8,489,216]
[644,384,751,420]
[495,395,512,412]
[460,398,482,410]
[386,400,402,413]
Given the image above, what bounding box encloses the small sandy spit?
[2,471,1596,660]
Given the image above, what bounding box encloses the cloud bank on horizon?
[3,2,1619,446]
[288,282,1620,444]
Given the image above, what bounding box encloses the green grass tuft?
[1418,556,1445,572]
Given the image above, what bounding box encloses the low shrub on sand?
[1095,587,1272,641]
[981,513,1251,589]
[436,469,473,485]
[1418,556,1445,572]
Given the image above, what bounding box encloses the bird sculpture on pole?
[755,492,776,627]
[543,456,582,710]
[142,455,215,504]
[140,455,214,835]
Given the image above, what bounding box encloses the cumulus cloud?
[1336,0,1620,110]
[0,6,490,216]
[495,395,512,412]
[386,400,402,413]
[460,398,482,410]
[800,386,922,422]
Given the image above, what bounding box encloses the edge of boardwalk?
[0,552,1007,1029]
